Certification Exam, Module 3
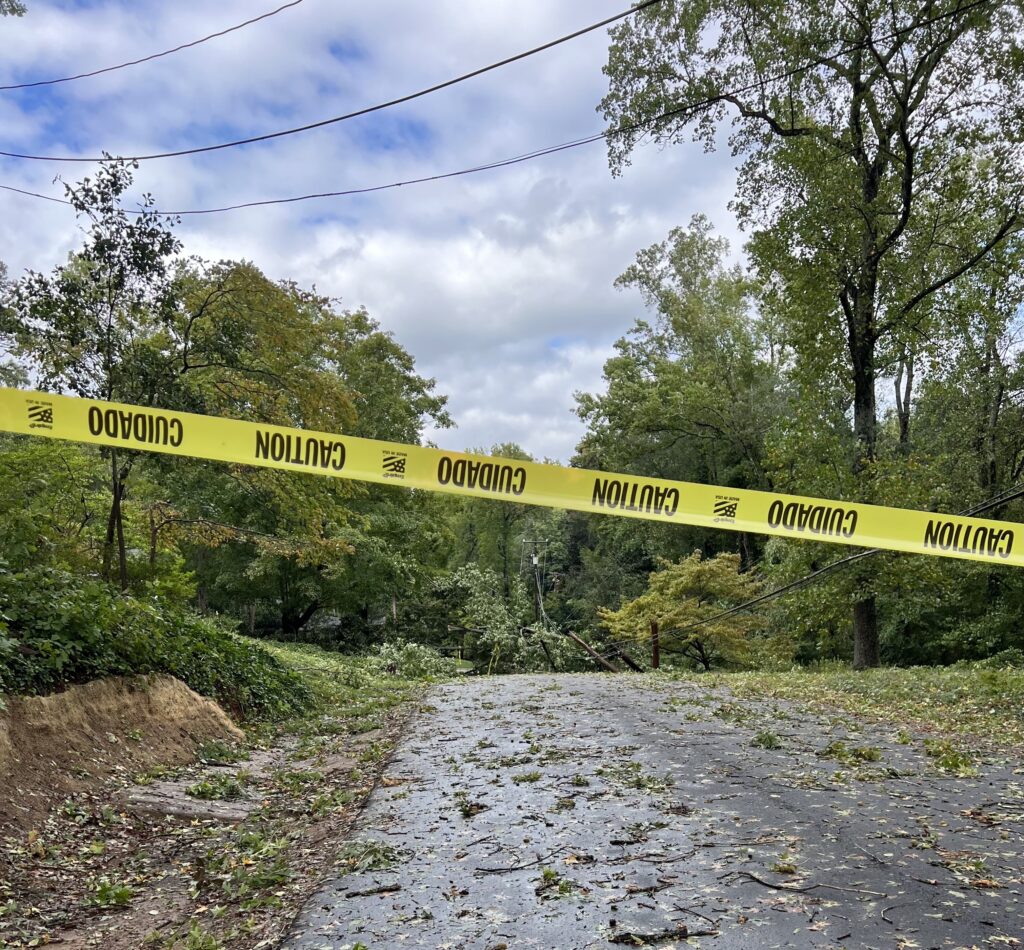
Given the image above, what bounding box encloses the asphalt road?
[285,673,1024,949]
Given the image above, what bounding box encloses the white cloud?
[0,0,739,461]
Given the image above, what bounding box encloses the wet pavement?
[285,674,1024,949]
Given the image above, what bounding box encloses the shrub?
[0,565,311,720]
[371,641,456,679]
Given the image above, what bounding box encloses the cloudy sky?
[0,0,738,462]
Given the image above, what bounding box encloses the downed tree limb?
[343,883,402,898]
[609,923,718,944]
[721,869,887,897]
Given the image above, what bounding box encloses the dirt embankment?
[0,674,242,836]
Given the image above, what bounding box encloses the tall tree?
[577,215,783,568]
[600,552,763,670]
[6,164,189,589]
[601,0,1024,666]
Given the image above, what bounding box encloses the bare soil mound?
[0,674,243,836]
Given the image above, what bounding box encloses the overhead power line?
[0,0,665,162]
[0,0,307,92]
[0,132,607,213]
[0,0,995,213]
[657,481,1024,653]
[591,479,1024,664]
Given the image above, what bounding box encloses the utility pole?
[520,539,630,674]
[522,539,558,671]
[521,539,549,624]
[650,620,660,670]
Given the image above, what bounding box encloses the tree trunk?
[894,351,914,450]
[852,597,880,669]
[195,549,208,613]
[113,478,128,591]
[103,451,129,591]
[844,296,881,667]
[850,326,881,666]
[102,492,117,581]
[980,313,1004,491]
[281,600,320,638]
[738,532,754,573]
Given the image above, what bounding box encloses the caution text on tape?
[1,387,1019,568]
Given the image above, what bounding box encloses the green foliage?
[184,924,223,950]
[206,829,292,904]
[601,0,1024,667]
[600,551,762,670]
[371,641,456,679]
[923,739,977,777]
[0,565,311,720]
[196,740,249,766]
[578,216,782,493]
[1,163,451,652]
[186,775,247,801]
[85,876,133,907]
[700,662,1024,750]
[819,741,882,765]
[752,729,782,750]
[335,840,403,874]
[430,564,533,673]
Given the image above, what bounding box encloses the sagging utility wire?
[0,0,307,92]
[589,481,1024,664]
[0,0,665,162]
[0,0,995,214]
[655,481,1024,657]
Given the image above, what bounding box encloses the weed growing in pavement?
[186,773,248,801]
[512,770,542,784]
[752,729,782,750]
[453,790,488,818]
[597,761,674,794]
[818,740,882,765]
[770,853,798,875]
[923,738,977,776]
[197,740,250,766]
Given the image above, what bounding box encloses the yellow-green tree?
[600,552,761,670]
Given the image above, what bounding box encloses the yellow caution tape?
[1,386,1020,567]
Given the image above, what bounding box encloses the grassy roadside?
[678,662,1024,753]
[0,640,444,949]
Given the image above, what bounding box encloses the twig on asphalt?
[344,883,402,898]
[475,845,567,874]
[672,904,719,927]
[609,924,719,943]
[721,870,887,897]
